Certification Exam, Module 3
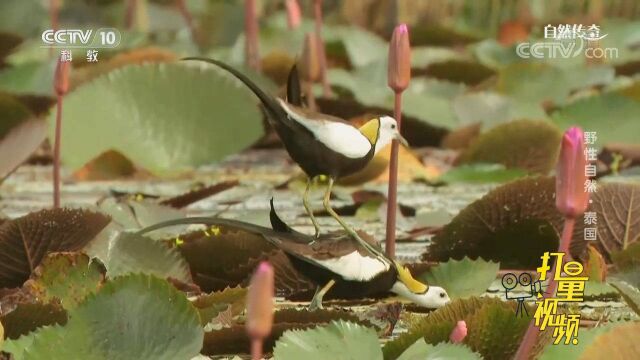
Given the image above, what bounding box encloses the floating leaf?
[202,309,372,355]
[386,297,530,360]
[98,232,191,283]
[0,302,67,340]
[428,177,636,268]
[0,208,110,288]
[464,298,531,360]
[273,320,382,360]
[0,93,47,180]
[3,274,204,360]
[579,322,640,359]
[538,323,619,360]
[23,252,104,309]
[69,47,177,90]
[383,297,488,360]
[424,177,562,268]
[398,340,481,360]
[441,122,481,150]
[457,120,563,174]
[160,180,239,209]
[192,286,247,326]
[73,150,136,181]
[496,63,614,105]
[584,245,607,282]
[452,92,547,128]
[0,32,22,59]
[97,197,186,237]
[177,226,275,291]
[0,60,56,96]
[420,60,495,86]
[53,62,265,175]
[418,257,499,299]
[551,90,640,146]
[609,279,640,316]
[611,242,640,271]
[574,182,640,257]
[438,164,527,184]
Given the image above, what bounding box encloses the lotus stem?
[385,24,410,258]
[313,0,331,96]
[251,338,263,360]
[49,0,58,56]
[244,0,261,71]
[176,0,199,48]
[385,92,402,258]
[513,216,575,359]
[53,94,62,209]
[53,59,70,209]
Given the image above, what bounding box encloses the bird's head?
[390,262,450,308]
[359,116,408,154]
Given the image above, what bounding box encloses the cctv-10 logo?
[41,28,121,48]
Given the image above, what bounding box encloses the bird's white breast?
[278,99,372,158]
[315,251,390,281]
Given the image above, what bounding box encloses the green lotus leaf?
[273,320,382,360]
[551,90,640,146]
[90,232,191,283]
[51,62,266,176]
[3,274,203,360]
[418,256,500,299]
[398,340,481,360]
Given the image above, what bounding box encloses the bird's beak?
[395,133,409,147]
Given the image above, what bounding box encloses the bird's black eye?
[440,292,446,298]
[391,124,396,129]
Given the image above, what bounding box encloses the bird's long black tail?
[182,57,285,120]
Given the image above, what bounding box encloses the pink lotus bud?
[449,320,467,343]
[285,0,302,29]
[54,58,70,96]
[387,24,411,93]
[556,127,589,218]
[246,261,274,339]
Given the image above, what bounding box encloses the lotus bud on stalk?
[387,24,411,93]
[449,320,467,343]
[246,261,274,360]
[53,57,70,209]
[300,33,322,110]
[385,23,411,258]
[556,127,589,221]
[244,0,261,71]
[285,0,302,29]
[515,126,589,359]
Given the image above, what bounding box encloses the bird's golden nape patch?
[395,261,429,294]
[358,118,381,145]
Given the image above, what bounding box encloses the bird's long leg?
[309,279,335,310]
[322,177,386,259]
[303,176,321,238]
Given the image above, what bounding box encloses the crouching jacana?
[182,57,408,259]
[135,200,450,310]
